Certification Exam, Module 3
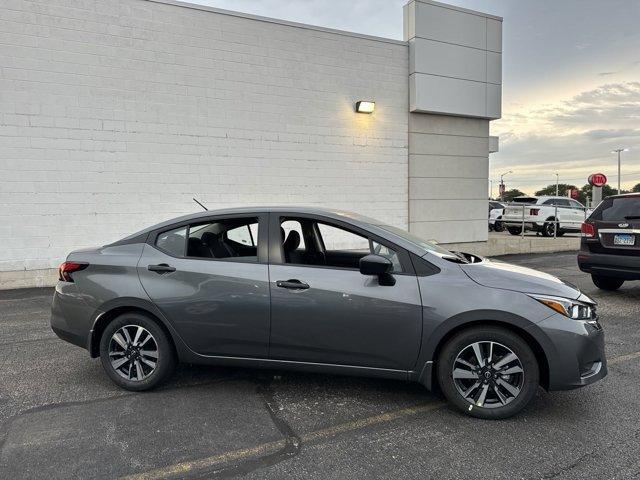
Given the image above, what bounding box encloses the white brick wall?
[0,0,409,278]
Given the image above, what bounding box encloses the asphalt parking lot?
[1,251,639,479]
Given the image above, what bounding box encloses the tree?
[633,183,640,193]
[535,184,578,198]
[502,189,526,202]
[580,183,625,206]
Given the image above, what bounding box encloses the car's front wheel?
[99,312,176,391]
[437,326,539,419]
[591,274,624,291]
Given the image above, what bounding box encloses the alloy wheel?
[452,341,524,408]
[108,325,159,381]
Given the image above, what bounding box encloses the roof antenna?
[193,197,208,211]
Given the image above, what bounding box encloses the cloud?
[491,82,640,193]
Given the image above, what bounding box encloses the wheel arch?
[417,315,551,392]
[89,299,181,359]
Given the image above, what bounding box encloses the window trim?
[268,212,415,275]
[148,213,269,264]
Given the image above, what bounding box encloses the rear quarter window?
[590,197,640,221]
[156,227,187,256]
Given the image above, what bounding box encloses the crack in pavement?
[189,375,302,479]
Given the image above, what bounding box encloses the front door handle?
[148,263,176,274]
[276,279,310,290]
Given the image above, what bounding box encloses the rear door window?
[591,197,640,221]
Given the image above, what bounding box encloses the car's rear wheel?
[99,312,176,391]
[437,326,539,419]
[507,227,522,236]
[542,220,556,237]
[591,274,624,291]
[494,218,504,232]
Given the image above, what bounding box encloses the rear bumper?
[50,282,94,352]
[578,246,640,279]
[502,220,541,230]
[531,313,607,391]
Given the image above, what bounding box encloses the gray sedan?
[51,207,606,419]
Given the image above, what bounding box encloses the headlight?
[529,294,596,320]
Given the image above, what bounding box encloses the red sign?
[588,173,607,187]
[567,188,579,199]
[498,183,506,196]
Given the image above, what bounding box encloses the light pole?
[489,179,493,199]
[612,148,628,194]
[554,173,559,197]
[499,170,513,202]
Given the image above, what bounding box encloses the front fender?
[412,310,558,390]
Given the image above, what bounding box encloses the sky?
[188,0,640,196]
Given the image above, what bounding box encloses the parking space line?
[120,402,445,480]
[609,351,640,365]
[120,350,640,480]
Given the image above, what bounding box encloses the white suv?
[501,196,587,237]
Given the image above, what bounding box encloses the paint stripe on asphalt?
[609,350,640,365]
[120,402,445,480]
[121,349,640,480]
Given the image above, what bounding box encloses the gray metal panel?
[413,1,487,48]
[487,83,502,119]
[410,73,487,118]
[411,37,487,83]
[487,51,502,85]
[405,0,502,119]
[487,18,503,53]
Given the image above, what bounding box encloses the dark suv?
[578,193,640,290]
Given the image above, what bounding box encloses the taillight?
[581,222,595,238]
[58,261,89,282]
[530,208,540,216]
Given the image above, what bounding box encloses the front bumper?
[578,246,640,280]
[530,313,607,390]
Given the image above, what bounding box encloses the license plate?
[614,234,635,246]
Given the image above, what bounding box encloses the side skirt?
[181,353,415,383]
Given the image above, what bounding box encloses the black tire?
[556,230,565,237]
[507,227,522,236]
[494,219,505,232]
[541,220,556,237]
[437,326,539,420]
[591,275,624,291]
[99,312,176,391]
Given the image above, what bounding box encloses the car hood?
[460,258,581,299]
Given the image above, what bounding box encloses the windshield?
[511,197,538,204]
[377,225,454,257]
[590,196,640,221]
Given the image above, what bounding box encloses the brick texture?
[0,0,409,277]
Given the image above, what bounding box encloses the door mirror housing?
[359,254,395,285]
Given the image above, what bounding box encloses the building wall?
[408,113,489,244]
[0,0,409,285]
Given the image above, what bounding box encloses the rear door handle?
[276,279,310,290]
[148,263,176,274]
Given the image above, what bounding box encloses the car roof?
[115,206,398,243]
[607,192,640,199]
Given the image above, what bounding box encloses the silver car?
[51,207,606,419]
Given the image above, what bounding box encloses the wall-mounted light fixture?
[355,101,375,114]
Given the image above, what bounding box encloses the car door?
[137,214,271,357]
[569,200,587,230]
[552,198,572,229]
[267,213,423,371]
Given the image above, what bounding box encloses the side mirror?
[359,254,395,286]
